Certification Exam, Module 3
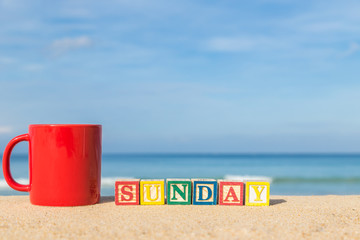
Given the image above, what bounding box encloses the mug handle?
[2,134,31,192]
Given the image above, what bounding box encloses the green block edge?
[167,180,192,205]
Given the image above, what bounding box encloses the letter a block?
[167,179,191,205]
[115,179,140,205]
[245,181,270,206]
[140,179,165,205]
[218,180,244,205]
[192,179,217,205]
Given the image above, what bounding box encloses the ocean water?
[1,154,360,196]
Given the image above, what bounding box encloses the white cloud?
[206,37,256,52]
[23,63,44,72]
[60,8,93,18]
[0,126,12,134]
[343,42,359,56]
[301,21,357,33]
[0,56,15,64]
[205,35,287,53]
[0,0,20,8]
[49,36,93,56]
[202,2,360,56]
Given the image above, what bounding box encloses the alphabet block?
[192,179,217,205]
[166,179,191,205]
[115,179,140,205]
[245,181,270,206]
[140,179,165,205]
[218,180,244,205]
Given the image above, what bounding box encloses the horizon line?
[3,152,360,157]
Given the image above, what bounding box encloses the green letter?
[171,184,187,200]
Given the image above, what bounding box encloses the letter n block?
[140,179,165,205]
[192,179,217,205]
[218,180,244,205]
[245,181,270,206]
[115,179,140,205]
[167,179,191,205]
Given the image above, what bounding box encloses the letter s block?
[115,179,140,205]
[192,179,217,205]
[140,179,165,205]
[245,181,270,206]
[167,179,191,205]
[218,180,244,206]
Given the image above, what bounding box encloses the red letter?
[224,187,239,202]
[120,185,134,201]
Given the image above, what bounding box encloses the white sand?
[1,195,360,239]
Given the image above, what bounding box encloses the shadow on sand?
[99,196,115,204]
[99,196,286,206]
[270,199,287,206]
[99,196,287,206]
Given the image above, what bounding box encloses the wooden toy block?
[140,179,165,205]
[115,179,140,205]
[192,179,217,205]
[166,179,191,205]
[245,181,270,206]
[218,180,244,205]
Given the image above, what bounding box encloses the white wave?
[1,176,270,190]
[224,175,273,183]
[0,177,134,190]
[0,178,29,189]
[101,177,135,187]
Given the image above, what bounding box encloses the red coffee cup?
[2,124,102,206]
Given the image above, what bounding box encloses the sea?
[1,153,360,196]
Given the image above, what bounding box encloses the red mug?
[2,124,102,206]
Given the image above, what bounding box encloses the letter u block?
[140,179,165,205]
[245,181,270,206]
[192,179,217,205]
[167,179,191,205]
[115,179,140,205]
[218,180,244,205]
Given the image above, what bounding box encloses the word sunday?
[115,179,270,206]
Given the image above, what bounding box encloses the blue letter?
[198,186,212,200]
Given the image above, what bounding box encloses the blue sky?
[1,0,360,153]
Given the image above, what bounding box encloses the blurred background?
[1,0,360,196]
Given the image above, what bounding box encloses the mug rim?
[29,124,101,127]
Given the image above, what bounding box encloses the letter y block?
[115,179,140,205]
[245,181,270,206]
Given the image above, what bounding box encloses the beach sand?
[1,195,360,239]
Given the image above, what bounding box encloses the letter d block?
[167,179,191,205]
[245,181,270,206]
[192,179,217,205]
[140,179,165,205]
[115,179,140,205]
[218,180,244,205]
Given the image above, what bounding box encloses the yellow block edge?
[245,181,270,206]
[140,180,165,205]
